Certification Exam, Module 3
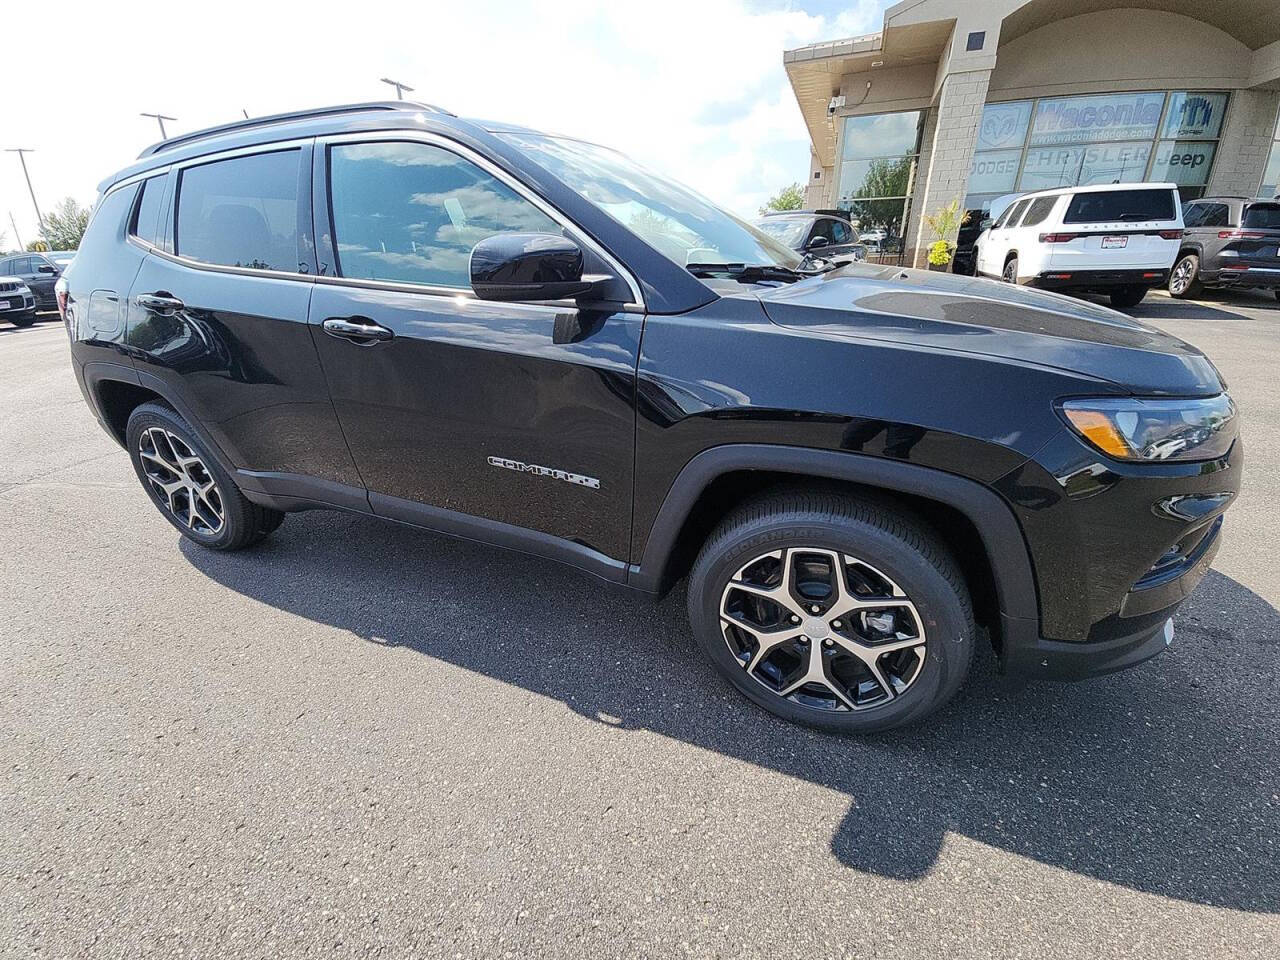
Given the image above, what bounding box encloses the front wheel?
[125,401,285,550]
[687,489,975,733]
[9,311,36,328]
[1110,285,1147,309]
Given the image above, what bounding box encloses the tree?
[42,197,92,251]
[759,182,805,215]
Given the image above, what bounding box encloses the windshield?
[754,217,808,247]
[503,133,802,270]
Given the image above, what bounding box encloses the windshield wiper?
[685,262,814,283]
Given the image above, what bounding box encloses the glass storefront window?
[965,90,1230,211]
[1030,91,1165,146]
[1162,92,1228,139]
[1262,112,1280,198]
[836,110,923,256]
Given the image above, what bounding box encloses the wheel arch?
[628,444,1039,648]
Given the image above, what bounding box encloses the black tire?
[687,488,976,734]
[1109,285,1147,309]
[125,401,285,550]
[1168,253,1202,299]
[9,311,36,328]
[1002,256,1018,283]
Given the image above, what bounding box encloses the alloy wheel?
[137,427,225,535]
[719,547,927,712]
[1170,257,1195,294]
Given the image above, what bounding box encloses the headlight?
[1060,394,1237,462]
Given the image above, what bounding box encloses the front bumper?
[1030,268,1168,291]
[0,293,35,314]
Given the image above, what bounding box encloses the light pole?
[140,112,177,138]
[5,148,45,242]
[8,211,23,252]
[380,77,414,100]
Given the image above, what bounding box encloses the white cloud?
[0,0,888,249]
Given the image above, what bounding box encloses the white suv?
[974,183,1184,308]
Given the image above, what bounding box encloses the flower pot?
[928,262,950,272]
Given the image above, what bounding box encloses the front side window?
[831,220,853,244]
[1006,198,1033,227]
[176,150,300,272]
[503,133,800,269]
[329,141,562,288]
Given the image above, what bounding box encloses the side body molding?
[628,443,1040,624]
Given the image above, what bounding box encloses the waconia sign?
[1031,92,1165,146]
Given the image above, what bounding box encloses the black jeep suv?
[63,102,1241,732]
[1171,196,1280,299]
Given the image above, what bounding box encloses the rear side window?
[1021,196,1058,228]
[1242,203,1280,229]
[130,176,166,246]
[1005,198,1032,226]
[176,150,300,272]
[1182,203,1205,227]
[1063,189,1176,223]
[1200,203,1230,228]
[328,141,561,288]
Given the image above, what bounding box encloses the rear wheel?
[125,402,284,550]
[1169,253,1202,298]
[687,489,975,733]
[1002,257,1018,283]
[1110,285,1147,309]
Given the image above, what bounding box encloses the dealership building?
[784,0,1280,267]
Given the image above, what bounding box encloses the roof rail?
[138,100,455,158]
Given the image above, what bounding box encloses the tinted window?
[1021,196,1058,227]
[329,141,562,288]
[1200,203,1230,228]
[177,150,300,271]
[1062,189,1176,223]
[131,176,166,245]
[830,219,853,243]
[991,206,1013,229]
[809,218,837,244]
[1182,203,1205,228]
[1242,203,1280,229]
[1006,198,1032,226]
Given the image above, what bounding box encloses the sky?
[0,0,892,250]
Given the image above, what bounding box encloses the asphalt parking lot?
[2,290,1278,959]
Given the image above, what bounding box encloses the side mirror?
[470,233,607,302]
[38,263,57,274]
[805,236,829,251]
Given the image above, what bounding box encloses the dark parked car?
[63,102,1241,732]
[0,251,63,313]
[754,210,866,262]
[1171,196,1280,299]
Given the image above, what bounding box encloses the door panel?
[309,283,640,561]
[128,257,362,486]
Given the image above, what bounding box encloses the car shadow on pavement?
[181,511,1280,913]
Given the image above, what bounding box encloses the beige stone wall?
[1208,89,1280,198]
[910,69,992,267]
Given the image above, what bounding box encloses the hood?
[754,263,1222,396]
[0,275,27,286]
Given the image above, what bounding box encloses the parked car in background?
[0,252,62,313]
[1170,196,1280,300]
[0,275,36,326]
[753,210,866,262]
[63,101,1240,733]
[45,251,77,270]
[974,183,1183,308]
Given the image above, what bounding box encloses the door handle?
[136,292,185,313]
[323,316,394,344]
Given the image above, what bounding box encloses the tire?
[1168,253,1202,299]
[1002,256,1018,283]
[125,401,285,550]
[9,311,36,328]
[687,488,976,734]
[1109,285,1147,309]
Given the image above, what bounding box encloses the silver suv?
[1171,196,1280,300]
